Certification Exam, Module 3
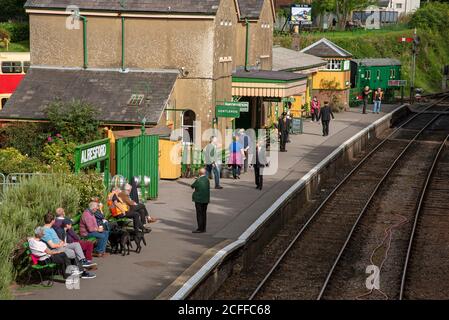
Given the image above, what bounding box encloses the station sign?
[224,101,249,112]
[388,80,407,87]
[216,105,241,118]
[264,97,281,102]
[75,138,110,169]
[282,97,296,103]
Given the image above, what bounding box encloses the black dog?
[109,225,131,256]
[128,229,147,253]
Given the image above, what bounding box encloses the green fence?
[116,135,159,199]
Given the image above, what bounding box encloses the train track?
[400,135,449,299]
[249,95,449,300]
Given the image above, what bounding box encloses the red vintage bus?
[0,52,30,109]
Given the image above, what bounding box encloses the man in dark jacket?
[254,139,268,190]
[278,112,290,152]
[318,101,335,137]
[191,168,210,233]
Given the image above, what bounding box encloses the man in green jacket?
[191,168,210,233]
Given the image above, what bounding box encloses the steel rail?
[398,134,449,300]
[317,111,447,300]
[248,94,449,300]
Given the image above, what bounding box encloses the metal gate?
[116,135,159,199]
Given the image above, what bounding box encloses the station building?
[272,45,327,117]
[0,0,309,146]
[300,38,353,109]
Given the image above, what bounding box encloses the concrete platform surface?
[15,105,398,300]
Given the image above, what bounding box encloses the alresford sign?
[81,144,107,164]
[75,138,110,170]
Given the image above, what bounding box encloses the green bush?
[61,172,107,214]
[0,122,50,158]
[45,100,101,144]
[409,2,449,33]
[0,175,80,299]
[0,148,48,175]
[0,22,29,42]
[41,138,77,172]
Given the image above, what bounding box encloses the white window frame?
[325,59,342,71]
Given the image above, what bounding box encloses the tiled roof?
[233,69,307,81]
[238,0,265,19]
[24,0,221,15]
[300,38,353,58]
[272,46,327,72]
[0,67,178,125]
[352,58,402,67]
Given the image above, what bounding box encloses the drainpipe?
[245,18,250,72]
[77,14,88,69]
[121,15,126,71]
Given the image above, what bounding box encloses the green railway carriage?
[350,58,402,107]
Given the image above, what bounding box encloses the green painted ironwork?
[245,18,249,71]
[116,135,159,199]
[121,16,125,71]
[78,15,88,69]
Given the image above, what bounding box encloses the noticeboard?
[291,5,312,25]
[291,117,303,134]
[388,80,407,87]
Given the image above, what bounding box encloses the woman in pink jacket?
[311,96,321,122]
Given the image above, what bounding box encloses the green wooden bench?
[24,242,58,287]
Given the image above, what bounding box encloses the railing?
[0,173,51,198]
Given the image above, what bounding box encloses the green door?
[116,135,159,199]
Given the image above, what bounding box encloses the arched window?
[1,98,8,109]
[182,110,196,144]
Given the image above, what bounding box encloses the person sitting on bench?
[108,187,150,233]
[28,227,83,279]
[120,184,157,224]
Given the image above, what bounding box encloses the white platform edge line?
[170,105,407,300]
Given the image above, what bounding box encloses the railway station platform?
[15,105,401,300]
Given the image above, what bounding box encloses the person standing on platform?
[239,129,252,173]
[278,112,290,152]
[254,139,268,190]
[373,88,383,114]
[362,86,372,114]
[204,136,223,189]
[191,168,210,234]
[311,96,321,122]
[286,102,293,143]
[318,101,335,137]
[228,135,244,179]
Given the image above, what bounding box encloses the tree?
[0,0,27,22]
[335,0,374,30]
[313,0,374,30]
[0,27,10,50]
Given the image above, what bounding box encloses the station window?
[23,61,30,73]
[390,69,396,79]
[365,70,371,80]
[182,110,196,144]
[1,61,22,74]
[326,59,342,70]
[377,70,381,80]
[396,3,402,9]
[1,98,7,109]
[128,94,144,106]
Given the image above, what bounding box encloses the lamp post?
[140,115,147,200]
[410,28,419,104]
